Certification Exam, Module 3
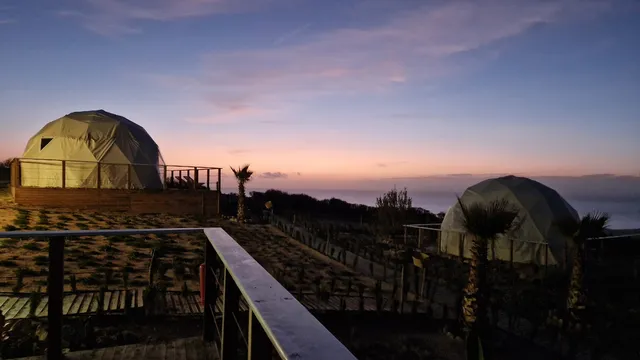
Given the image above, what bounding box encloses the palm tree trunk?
[567,242,586,319]
[237,182,245,222]
[462,236,489,360]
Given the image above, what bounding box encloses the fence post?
[48,236,65,360]
[61,160,66,189]
[510,238,514,268]
[193,167,198,190]
[248,309,272,360]
[163,165,167,190]
[96,162,101,189]
[221,269,240,360]
[418,228,423,248]
[127,164,132,189]
[203,240,218,342]
[544,244,549,276]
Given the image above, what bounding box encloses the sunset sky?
[1,0,639,191]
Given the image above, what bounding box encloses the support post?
[510,238,515,268]
[127,164,132,189]
[248,309,272,360]
[221,269,240,360]
[96,162,101,189]
[404,226,407,245]
[203,240,218,342]
[193,167,198,190]
[206,169,211,190]
[48,236,65,360]
[418,228,423,248]
[61,160,66,189]
[163,165,167,189]
[217,169,221,214]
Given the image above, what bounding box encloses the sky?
[1,0,639,194]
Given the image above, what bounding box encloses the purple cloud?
[151,0,616,121]
[57,0,282,36]
[260,172,289,179]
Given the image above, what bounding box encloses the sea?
[291,189,640,230]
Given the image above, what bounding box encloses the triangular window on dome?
[40,138,53,150]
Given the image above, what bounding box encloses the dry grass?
[0,189,377,297]
[0,189,207,292]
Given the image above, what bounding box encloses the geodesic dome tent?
[21,110,164,189]
[439,175,579,268]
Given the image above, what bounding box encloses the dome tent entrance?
[439,175,579,268]
[21,110,164,189]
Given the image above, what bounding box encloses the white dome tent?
[439,175,579,268]
[21,110,164,189]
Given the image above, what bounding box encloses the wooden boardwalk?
[0,290,203,319]
[17,336,219,360]
[0,289,431,321]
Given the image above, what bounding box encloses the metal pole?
[48,236,65,360]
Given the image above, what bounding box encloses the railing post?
[48,236,65,360]
[193,167,198,190]
[206,169,211,190]
[61,160,66,189]
[163,165,167,190]
[128,164,132,189]
[96,162,101,189]
[203,240,219,342]
[248,309,272,360]
[221,269,240,360]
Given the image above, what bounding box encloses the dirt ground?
[0,189,467,359]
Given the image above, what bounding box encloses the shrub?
[22,241,41,251]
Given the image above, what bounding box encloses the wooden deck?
[0,290,203,320]
[17,337,219,360]
[0,289,433,321]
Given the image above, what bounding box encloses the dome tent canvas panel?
[21,110,164,189]
[439,176,579,268]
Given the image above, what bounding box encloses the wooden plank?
[79,293,94,314]
[165,293,176,314]
[88,293,99,313]
[68,293,86,315]
[188,294,201,314]
[119,290,126,310]
[1,297,19,316]
[0,295,10,308]
[35,296,49,317]
[137,288,144,308]
[62,294,79,315]
[108,290,120,311]
[103,291,112,312]
[5,297,30,319]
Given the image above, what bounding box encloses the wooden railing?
[0,228,356,360]
[14,158,222,191]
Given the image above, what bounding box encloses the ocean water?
[299,189,640,230]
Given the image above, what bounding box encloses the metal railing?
[0,228,356,360]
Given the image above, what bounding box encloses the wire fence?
[14,158,222,191]
[404,223,640,270]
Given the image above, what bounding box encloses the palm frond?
[555,211,610,244]
[230,164,254,182]
[456,197,520,240]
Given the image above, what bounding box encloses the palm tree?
[230,165,253,222]
[457,197,520,360]
[556,212,609,321]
